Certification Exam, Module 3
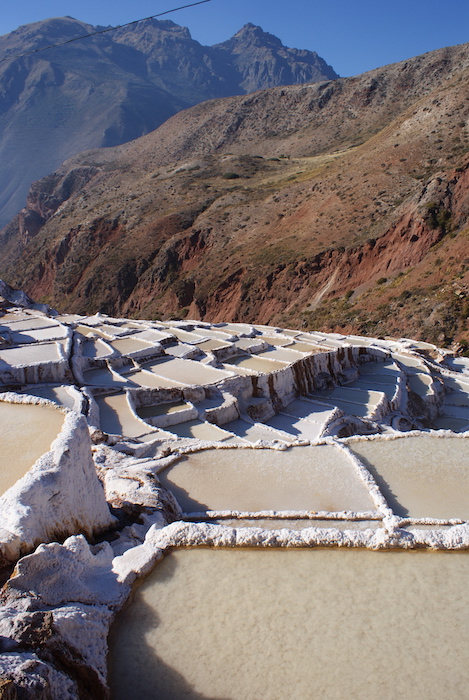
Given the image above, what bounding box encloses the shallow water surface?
[122,369,183,389]
[0,402,65,495]
[96,394,154,438]
[349,435,469,519]
[137,401,190,419]
[193,338,229,352]
[145,357,231,384]
[109,337,154,355]
[158,445,375,513]
[21,386,78,411]
[0,342,62,365]
[109,547,469,700]
[81,338,112,359]
[224,354,287,373]
[163,420,234,442]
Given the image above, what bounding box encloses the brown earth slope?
[1,42,468,349]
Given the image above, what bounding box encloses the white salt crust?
[0,394,115,564]
[1,299,469,697]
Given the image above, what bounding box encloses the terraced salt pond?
[158,445,375,514]
[109,547,469,700]
[161,419,235,442]
[348,435,469,519]
[223,354,287,373]
[109,337,154,355]
[20,385,78,411]
[96,393,154,438]
[136,401,190,420]
[142,357,231,384]
[0,342,62,365]
[2,303,469,698]
[0,401,65,495]
[81,337,112,359]
[123,368,184,388]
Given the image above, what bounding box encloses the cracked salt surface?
[0,294,469,698]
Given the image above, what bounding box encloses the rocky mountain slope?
[1,42,468,349]
[0,18,337,227]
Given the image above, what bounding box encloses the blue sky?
[1,0,467,76]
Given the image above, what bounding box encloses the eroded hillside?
[1,42,468,349]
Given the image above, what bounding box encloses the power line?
[0,0,212,64]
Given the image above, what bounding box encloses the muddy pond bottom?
[108,547,469,700]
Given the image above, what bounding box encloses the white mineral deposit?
[0,287,468,699]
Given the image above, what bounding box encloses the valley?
[1,41,468,348]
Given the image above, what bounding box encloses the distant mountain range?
[1,41,468,349]
[0,17,338,226]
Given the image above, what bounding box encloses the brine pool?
[108,547,469,700]
[0,401,65,495]
[158,445,375,513]
[348,435,469,519]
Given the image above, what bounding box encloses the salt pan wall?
[0,394,115,565]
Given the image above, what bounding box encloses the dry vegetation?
[1,43,468,350]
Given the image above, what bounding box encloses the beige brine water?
[0,401,65,495]
[223,354,287,373]
[349,435,469,519]
[108,547,469,700]
[158,445,375,513]
[97,394,154,438]
[109,337,154,354]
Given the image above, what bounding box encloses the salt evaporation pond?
[21,385,78,411]
[162,419,234,442]
[143,357,231,384]
[109,337,154,355]
[0,342,62,365]
[0,401,64,495]
[348,435,469,519]
[224,354,287,373]
[81,337,112,359]
[158,445,375,513]
[125,368,184,388]
[96,393,154,438]
[109,547,469,700]
[3,300,469,697]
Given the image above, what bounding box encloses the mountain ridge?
[0,16,337,226]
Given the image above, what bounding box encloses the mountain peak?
[221,23,283,49]
[214,23,338,93]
